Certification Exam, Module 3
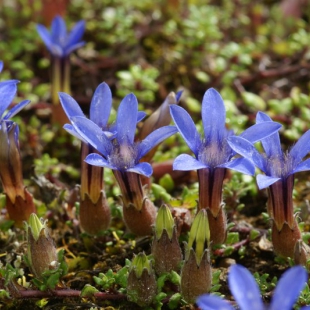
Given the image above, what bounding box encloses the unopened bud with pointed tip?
[187,209,210,265]
[26,214,58,279]
[127,252,157,307]
[181,209,212,304]
[152,205,182,274]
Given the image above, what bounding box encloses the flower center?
[108,143,137,171]
[198,139,231,168]
[266,153,293,178]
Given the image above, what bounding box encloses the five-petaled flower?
[37,15,85,58]
[71,92,177,180]
[170,88,281,244]
[197,264,310,310]
[227,112,310,260]
[59,82,146,235]
[68,91,177,235]
[59,82,116,234]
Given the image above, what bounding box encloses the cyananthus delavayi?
[0,62,34,226]
[37,16,85,125]
[197,264,310,310]
[37,15,85,58]
[170,88,282,244]
[228,112,310,262]
[59,83,114,235]
[70,92,177,236]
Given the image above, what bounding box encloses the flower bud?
[152,205,182,274]
[181,210,212,303]
[127,253,157,307]
[26,214,58,279]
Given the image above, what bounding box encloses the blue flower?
[0,65,29,124]
[197,264,310,310]
[227,112,310,190]
[59,82,146,142]
[169,88,282,175]
[37,16,85,58]
[69,92,177,177]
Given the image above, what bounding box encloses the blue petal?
[71,116,112,157]
[137,111,146,123]
[0,82,17,119]
[270,266,307,310]
[220,158,255,175]
[3,100,30,120]
[228,264,264,310]
[0,61,3,73]
[127,162,153,177]
[173,154,208,171]
[66,20,85,49]
[89,82,112,128]
[202,88,226,144]
[63,124,86,142]
[175,90,183,102]
[37,24,63,56]
[292,158,310,174]
[290,130,310,164]
[256,174,281,190]
[59,92,84,119]
[227,136,266,172]
[138,125,178,159]
[170,104,201,155]
[51,16,66,46]
[255,112,282,158]
[85,153,116,170]
[65,41,85,55]
[240,121,282,144]
[196,294,234,310]
[37,24,53,50]
[116,93,138,145]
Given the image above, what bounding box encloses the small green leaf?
[168,293,182,309]
[157,273,169,291]
[35,298,49,308]
[250,229,260,241]
[170,271,180,285]
[80,284,99,297]
[226,232,239,245]
[46,272,61,290]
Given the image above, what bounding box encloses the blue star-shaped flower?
[69,92,177,178]
[227,112,310,190]
[170,88,282,175]
[0,62,29,124]
[197,264,310,310]
[37,16,85,58]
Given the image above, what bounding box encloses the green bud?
[27,213,47,241]
[130,252,152,278]
[154,205,175,240]
[187,209,210,265]
[25,213,58,279]
[152,206,182,274]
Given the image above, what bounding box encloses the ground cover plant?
[0,0,310,309]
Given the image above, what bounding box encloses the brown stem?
[268,175,295,231]
[13,288,126,300]
[197,167,226,217]
[113,170,145,211]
